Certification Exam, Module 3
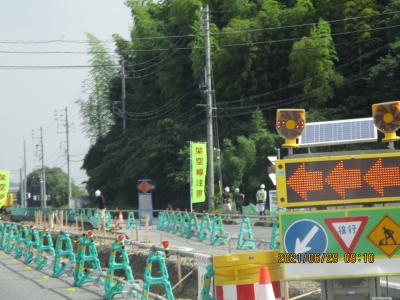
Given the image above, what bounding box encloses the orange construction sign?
[368,215,400,257]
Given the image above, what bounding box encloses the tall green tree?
[78,33,117,142]
[289,19,342,107]
[26,167,80,207]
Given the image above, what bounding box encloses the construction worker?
[95,190,105,230]
[222,187,232,218]
[233,188,245,214]
[256,184,267,217]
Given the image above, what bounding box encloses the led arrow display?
[276,152,400,207]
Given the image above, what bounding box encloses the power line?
[216,71,369,119]
[0,9,398,45]
[0,23,397,61]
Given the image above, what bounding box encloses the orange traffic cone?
[256,266,275,300]
[119,211,125,229]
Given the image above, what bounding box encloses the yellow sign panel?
[275,151,400,207]
[213,251,282,285]
[0,170,10,208]
[368,215,400,257]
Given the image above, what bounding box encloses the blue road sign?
[284,219,328,254]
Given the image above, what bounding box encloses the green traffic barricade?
[34,228,55,270]
[198,211,212,241]
[179,210,190,237]
[126,211,136,230]
[73,230,103,287]
[5,224,18,255]
[237,217,256,250]
[210,213,227,246]
[103,235,137,300]
[201,264,215,300]
[142,247,174,300]
[52,231,76,278]
[157,211,165,230]
[23,225,41,264]
[186,211,199,239]
[14,225,29,259]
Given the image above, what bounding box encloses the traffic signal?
[372,101,400,141]
[276,109,306,147]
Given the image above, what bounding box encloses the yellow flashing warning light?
[276,109,306,147]
[372,101,400,142]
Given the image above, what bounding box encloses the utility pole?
[203,4,214,210]
[40,127,47,208]
[23,139,27,208]
[19,168,23,207]
[65,107,72,208]
[121,58,127,131]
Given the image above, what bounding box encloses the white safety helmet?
[234,188,240,193]
[260,184,265,189]
[95,190,101,197]
[224,187,230,192]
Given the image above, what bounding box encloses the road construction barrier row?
[157,209,280,250]
[0,219,284,300]
[0,221,173,300]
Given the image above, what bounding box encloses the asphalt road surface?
[0,252,103,300]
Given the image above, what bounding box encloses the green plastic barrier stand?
[0,223,12,250]
[141,248,174,300]
[157,211,165,230]
[104,211,112,231]
[165,210,173,232]
[5,224,18,254]
[210,214,227,246]
[52,232,76,278]
[14,225,29,259]
[201,264,215,300]
[179,210,189,237]
[269,218,280,250]
[126,211,136,230]
[92,211,100,229]
[167,210,177,233]
[186,212,199,239]
[23,226,41,264]
[173,210,182,234]
[237,217,256,250]
[198,212,212,241]
[73,231,103,287]
[34,229,55,270]
[103,236,137,300]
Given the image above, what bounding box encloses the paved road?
[0,252,103,300]
[122,223,274,256]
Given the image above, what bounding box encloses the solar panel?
[298,117,377,147]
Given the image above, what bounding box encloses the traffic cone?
[256,266,275,300]
[119,211,125,229]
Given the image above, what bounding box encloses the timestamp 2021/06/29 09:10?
[278,252,375,264]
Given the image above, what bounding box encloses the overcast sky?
[0,0,132,185]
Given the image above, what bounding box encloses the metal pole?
[40,127,47,208]
[23,139,27,208]
[190,141,193,212]
[19,168,23,207]
[204,4,214,210]
[65,107,71,208]
[121,58,126,131]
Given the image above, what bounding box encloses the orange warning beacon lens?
[276,109,306,147]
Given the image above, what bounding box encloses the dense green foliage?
[80,0,400,209]
[27,168,80,207]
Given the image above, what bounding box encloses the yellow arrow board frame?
[276,151,400,208]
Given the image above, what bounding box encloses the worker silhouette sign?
[379,227,397,246]
[368,215,400,257]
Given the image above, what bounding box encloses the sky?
[0,0,132,186]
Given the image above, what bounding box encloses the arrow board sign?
[324,216,368,253]
[275,151,400,208]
